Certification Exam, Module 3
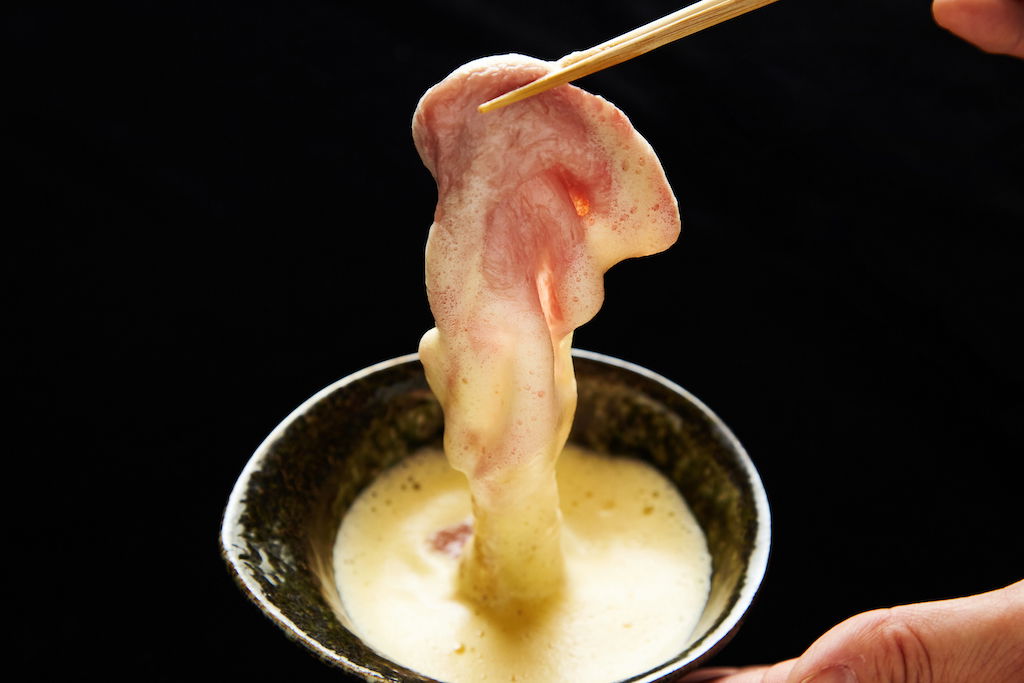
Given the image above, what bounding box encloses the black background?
[8,0,1022,680]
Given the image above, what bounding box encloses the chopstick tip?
[477,99,501,114]
[478,90,523,114]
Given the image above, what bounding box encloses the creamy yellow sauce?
[334,446,711,683]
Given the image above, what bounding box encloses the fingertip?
[931,0,1024,58]
[931,0,961,31]
[931,0,990,41]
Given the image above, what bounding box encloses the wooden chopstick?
[478,0,780,113]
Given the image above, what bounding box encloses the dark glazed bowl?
[221,350,770,682]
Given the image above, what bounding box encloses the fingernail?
[802,665,857,683]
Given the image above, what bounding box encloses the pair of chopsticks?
[478,0,780,113]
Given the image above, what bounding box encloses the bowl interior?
[221,351,769,682]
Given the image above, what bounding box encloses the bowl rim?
[220,353,423,680]
[220,349,771,681]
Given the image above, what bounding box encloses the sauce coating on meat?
[414,54,680,607]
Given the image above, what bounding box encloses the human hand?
[932,0,1024,57]
[682,579,1024,682]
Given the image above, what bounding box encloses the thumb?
[784,579,1024,683]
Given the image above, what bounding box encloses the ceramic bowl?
[221,350,770,681]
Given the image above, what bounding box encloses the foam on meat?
[414,54,680,607]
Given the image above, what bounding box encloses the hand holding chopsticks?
[478,0,780,113]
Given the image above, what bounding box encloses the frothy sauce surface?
[334,446,711,683]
